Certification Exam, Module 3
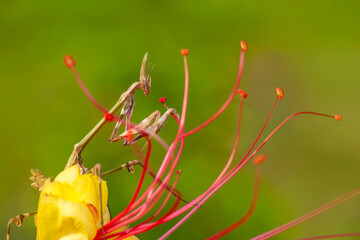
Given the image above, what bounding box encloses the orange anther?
[237,89,247,98]
[176,170,182,174]
[253,154,267,166]
[180,49,189,56]
[240,41,248,52]
[64,55,76,68]
[276,87,284,99]
[334,114,342,121]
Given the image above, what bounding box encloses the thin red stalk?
[207,164,262,240]
[180,50,245,138]
[297,233,360,240]
[251,188,360,240]
[214,96,244,183]
[175,53,189,139]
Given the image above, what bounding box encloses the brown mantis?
[7,52,184,240]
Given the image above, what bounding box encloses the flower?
[32,42,358,240]
[35,165,108,240]
[35,165,137,240]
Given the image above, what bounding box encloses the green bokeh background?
[1,1,359,239]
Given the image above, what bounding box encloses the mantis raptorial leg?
[109,108,180,145]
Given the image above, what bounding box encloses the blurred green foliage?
[1,0,359,239]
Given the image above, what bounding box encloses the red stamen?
[214,96,244,183]
[180,49,189,56]
[237,89,248,98]
[177,49,190,137]
[64,55,108,114]
[276,87,284,99]
[240,40,248,52]
[64,54,76,68]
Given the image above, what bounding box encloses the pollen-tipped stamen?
[64,55,108,114]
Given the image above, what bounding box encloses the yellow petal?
[36,165,109,239]
[36,194,97,240]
